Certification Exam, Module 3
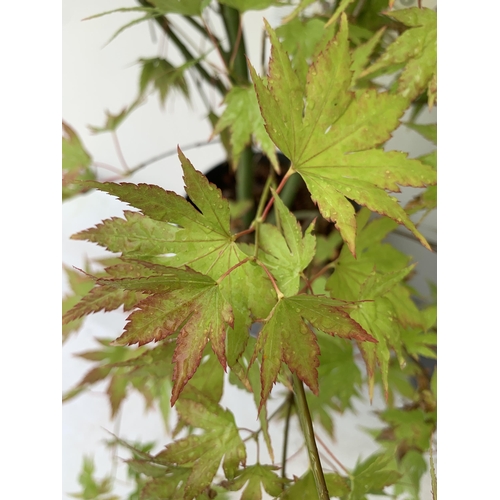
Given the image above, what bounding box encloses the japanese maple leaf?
[95,265,233,405]
[154,389,246,498]
[249,14,436,256]
[249,294,376,410]
[212,85,279,172]
[74,149,276,365]
[362,8,437,107]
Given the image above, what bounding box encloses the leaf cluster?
[63,2,437,499]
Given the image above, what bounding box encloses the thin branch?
[201,16,230,74]
[281,391,295,479]
[111,131,129,171]
[228,14,243,70]
[104,138,221,181]
[93,161,124,176]
[138,0,227,96]
[315,433,351,477]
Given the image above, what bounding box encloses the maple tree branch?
[292,373,330,500]
[281,390,295,479]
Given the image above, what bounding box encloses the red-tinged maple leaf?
[96,265,233,405]
[249,294,376,411]
[249,14,436,256]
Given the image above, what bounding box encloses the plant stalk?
[220,4,254,224]
[138,1,227,96]
[292,373,330,500]
[281,391,295,479]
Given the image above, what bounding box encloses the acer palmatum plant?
[63,2,437,499]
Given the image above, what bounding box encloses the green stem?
[220,4,254,224]
[236,146,254,211]
[220,4,248,84]
[292,373,330,500]
[278,172,302,209]
[281,391,295,479]
[267,170,301,224]
[138,1,227,96]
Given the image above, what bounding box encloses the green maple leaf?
[212,86,279,172]
[306,333,363,437]
[281,470,349,499]
[249,15,436,256]
[95,265,233,405]
[218,0,281,11]
[77,150,276,365]
[63,283,144,325]
[62,265,96,341]
[275,16,327,84]
[257,189,315,296]
[139,57,191,106]
[348,453,401,499]
[350,27,386,83]
[326,209,410,301]
[363,8,437,107]
[155,389,246,498]
[220,464,287,499]
[250,294,375,410]
[62,122,95,200]
[69,457,118,500]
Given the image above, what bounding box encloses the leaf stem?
[216,257,250,284]
[261,167,294,222]
[220,4,255,226]
[281,390,295,479]
[292,373,330,500]
[315,433,351,477]
[255,260,284,300]
[299,261,337,294]
[111,131,129,171]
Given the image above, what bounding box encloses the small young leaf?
[258,190,315,296]
[212,86,279,172]
[62,122,95,200]
[220,464,287,499]
[138,57,192,105]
